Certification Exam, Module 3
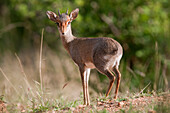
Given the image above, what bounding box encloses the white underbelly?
[85,62,96,69]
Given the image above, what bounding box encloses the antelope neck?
[59,25,76,50]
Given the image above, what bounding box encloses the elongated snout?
[60,22,68,35]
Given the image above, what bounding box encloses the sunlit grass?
[2,91,169,112]
[0,28,169,112]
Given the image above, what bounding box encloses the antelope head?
[46,8,79,36]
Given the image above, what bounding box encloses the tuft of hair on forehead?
[59,13,70,21]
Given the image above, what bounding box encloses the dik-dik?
[46,8,123,106]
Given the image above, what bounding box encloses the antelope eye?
[56,22,59,26]
[67,22,71,27]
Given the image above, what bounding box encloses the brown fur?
[46,8,123,106]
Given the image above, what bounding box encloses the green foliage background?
[0,0,169,93]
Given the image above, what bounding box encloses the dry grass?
[0,29,98,112]
[0,30,169,112]
[0,49,169,112]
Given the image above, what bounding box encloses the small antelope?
[46,8,123,106]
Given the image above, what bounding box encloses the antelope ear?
[70,8,79,21]
[46,11,58,22]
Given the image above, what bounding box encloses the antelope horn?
[66,8,68,15]
[58,9,61,17]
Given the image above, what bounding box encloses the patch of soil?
[0,100,8,113]
[60,93,170,112]
[2,93,170,112]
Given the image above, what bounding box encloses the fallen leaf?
[62,82,69,89]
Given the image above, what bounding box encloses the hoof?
[114,96,117,99]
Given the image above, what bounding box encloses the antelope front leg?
[79,66,88,105]
[85,68,91,105]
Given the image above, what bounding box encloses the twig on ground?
[134,82,151,98]
[139,82,151,94]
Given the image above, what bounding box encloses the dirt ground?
[61,93,170,113]
[0,93,169,112]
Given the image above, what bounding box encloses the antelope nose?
[62,33,65,35]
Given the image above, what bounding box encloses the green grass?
[0,28,169,113]
[1,91,169,112]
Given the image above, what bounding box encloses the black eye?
[67,21,71,27]
[56,22,59,26]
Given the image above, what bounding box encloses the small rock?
[104,104,109,108]
[148,110,156,113]
[118,101,124,107]
[78,105,86,109]
[70,107,75,111]
[97,101,103,106]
